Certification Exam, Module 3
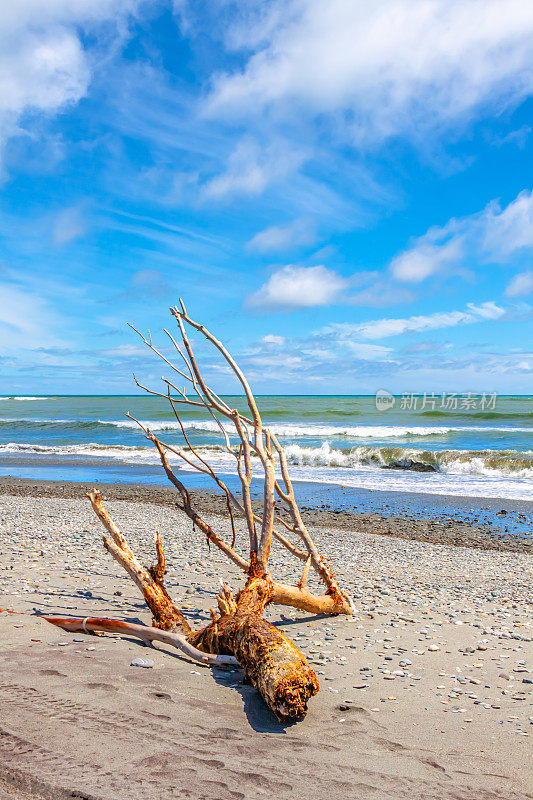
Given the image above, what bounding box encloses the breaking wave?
[284,443,533,478]
[1,417,530,438]
[105,419,460,437]
[2,441,532,480]
[0,397,44,401]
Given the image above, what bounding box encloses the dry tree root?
[83,493,318,720]
[188,574,319,721]
[48,303,355,722]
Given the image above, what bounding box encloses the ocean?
[0,394,531,502]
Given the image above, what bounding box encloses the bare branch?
[122,304,354,618]
[298,556,312,590]
[87,490,191,633]
[44,616,238,667]
[129,323,193,385]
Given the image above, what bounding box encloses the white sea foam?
[0,416,530,437]
[100,418,533,437]
[0,442,162,462]
[2,441,532,500]
[0,396,44,401]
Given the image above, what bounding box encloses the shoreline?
[0,475,530,553]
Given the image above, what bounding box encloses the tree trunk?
[187,575,319,722]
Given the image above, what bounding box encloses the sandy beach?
[1,482,531,799]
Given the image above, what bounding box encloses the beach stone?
[130,658,154,669]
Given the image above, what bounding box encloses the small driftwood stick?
[42,616,238,667]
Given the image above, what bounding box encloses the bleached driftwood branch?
[126,299,354,616]
[49,303,356,722]
[43,616,238,666]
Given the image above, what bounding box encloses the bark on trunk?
[187,575,319,722]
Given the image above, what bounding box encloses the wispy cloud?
[201,137,307,200]
[0,282,67,350]
[53,204,87,246]
[207,0,533,145]
[390,189,533,283]
[247,217,316,252]
[324,301,506,340]
[233,298,526,390]
[505,270,533,297]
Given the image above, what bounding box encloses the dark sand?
[0,475,530,552]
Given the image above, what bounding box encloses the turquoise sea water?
[0,394,531,501]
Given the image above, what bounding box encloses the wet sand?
[0,486,531,800]
[0,476,530,552]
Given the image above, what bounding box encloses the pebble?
[130,658,154,668]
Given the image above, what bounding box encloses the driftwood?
[51,301,354,721]
[43,616,239,666]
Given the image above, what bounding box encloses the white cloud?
[248,264,348,309]
[248,217,316,252]
[207,0,533,144]
[201,137,307,200]
[505,270,533,297]
[466,300,506,320]
[391,189,533,283]
[390,238,463,283]
[344,342,392,359]
[483,190,533,257]
[261,334,286,346]
[0,282,65,350]
[326,301,505,340]
[0,1,143,167]
[53,205,86,245]
[248,265,413,311]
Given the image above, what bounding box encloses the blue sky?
[0,0,532,395]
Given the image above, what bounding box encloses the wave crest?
[1,417,529,438]
[1,441,531,482]
[284,443,533,478]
